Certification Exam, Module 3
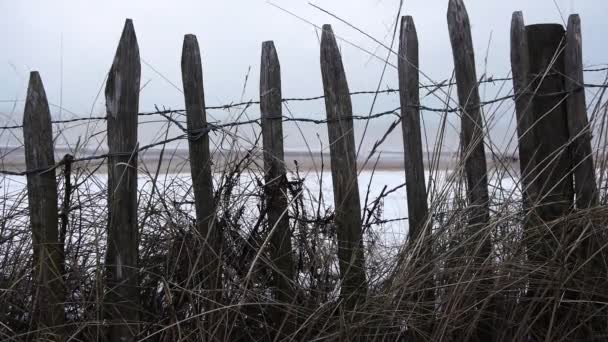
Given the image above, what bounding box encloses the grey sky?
[0,0,606,153]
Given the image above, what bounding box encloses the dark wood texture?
[320,24,367,310]
[447,1,492,340]
[398,16,435,340]
[447,0,491,232]
[565,14,605,339]
[23,71,65,340]
[565,15,598,209]
[260,40,296,336]
[526,24,573,222]
[181,33,222,298]
[180,34,225,339]
[510,11,538,209]
[260,41,295,300]
[525,23,574,341]
[398,16,429,244]
[508,13,539,340]
[104,19,141,342]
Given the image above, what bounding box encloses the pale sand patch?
[0,146,519,174]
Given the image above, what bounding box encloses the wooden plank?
[525,22,574,341]
[447,0,490,232]
[320,24,367,310]
[507,13,539,340]
[398,16,429,244]
[181,33,223,336]
[259,41,295,308]
[23,71,65,340]
[526,24,573,221]
[447,1,492,340]
[104,18,141,341]
[510,11,538,209]
[398,15,434,340]
[565,14,598,209]
[565,14,603,340]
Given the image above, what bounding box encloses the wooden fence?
[12,0,604,340]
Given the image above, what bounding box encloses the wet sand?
[0,146,519,174]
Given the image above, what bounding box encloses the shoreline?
[0,147,520,175]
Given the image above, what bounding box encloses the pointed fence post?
[510,12,538,211]
[565,15,598,209]
[23,71,65,341]
[104,19,141,341]
[320,24,367,311]
[181,33,224,336]
[398,15,434,339]
[447,0,492,340]
[565,14,605,339]
[259,40,296,332]
[398,16,429,246]
[447,0,491,240]
[508,12,540,340]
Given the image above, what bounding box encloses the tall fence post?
[104,19,141,341]
[181,33,223,337]
[259,40,296,332]
[320,24,367,311]
[398,15,434,339]
[525,23,574,340]
[23,71,65,340]
[565,14,605,339]
[398,16,429,248]
[508,12,539,340]
[447,0,492,340]
[510,12,538,212]
[565,15,598,209]
[525,23,574,243]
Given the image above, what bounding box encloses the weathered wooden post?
[398,16,429,246]
[509,12,539,341]
[524,22,574,340]
[320,24,367,310]
[23,71,65,341]
[259,40,296,329]
[565,14,605,339]
[104,19,141,341]
[181,33,223,335]
[397,15,434,339]
[447,0,492,340]
[447,0,491,240]
[565,15,598,209]
[526,23,573,232]
[510,12,538,210]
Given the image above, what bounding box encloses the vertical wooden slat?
[23,71,65,340]
[181,33,223,335]
[398,16,429,244]
[104,18,141,341]
[565,14,604,339]
[508,12,538,340]
[259,40,295,326]
[447,1,492,340]
[526,24,573,222]
[447,0,491,235]
[398,15,434,340]
[525,23,574,340]
[565,14,598,209]
[320,24,367,310]
[510,11,538,209]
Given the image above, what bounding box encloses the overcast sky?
[0,0,606,153]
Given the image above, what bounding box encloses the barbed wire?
[0,67,607,176]
[1,67,607,131]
